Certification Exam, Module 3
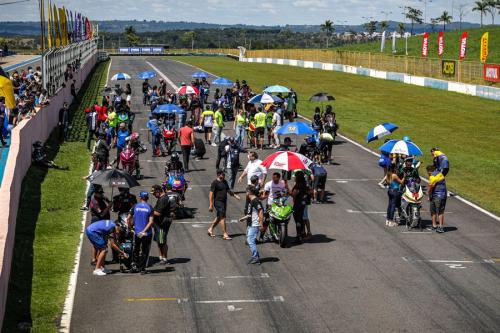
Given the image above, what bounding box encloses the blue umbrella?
[379,139,423,156]
[111,73,131,80]
[212,77,234,86]
[152,104,185,114]
[248,93,283,104]
[366,122,398,143]
[264,85,291,93]
[276,122,317,136]
[192,71,209,78]
[138,71,157,79]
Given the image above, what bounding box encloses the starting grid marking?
[127,296,285,305]
[176,273,270,280]
[176,219,239,228]
[402,257,499,269]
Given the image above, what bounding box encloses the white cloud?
[293,0,328,8]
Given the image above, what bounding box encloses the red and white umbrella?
[261,151,313,171]
[177,85,200,95]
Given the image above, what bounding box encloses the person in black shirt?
[151,184,172,263]
[94,133,110,170]
[58,102,70,141]
[142,79,151,105]
[207,169,240,240]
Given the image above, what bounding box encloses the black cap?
[150,184,163,193]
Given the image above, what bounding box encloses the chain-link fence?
[245,49,496,86]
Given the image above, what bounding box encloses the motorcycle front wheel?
[278,223,288,248]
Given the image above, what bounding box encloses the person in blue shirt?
[115,122,129,166]
[85,219,127,276]
[431,148,450,176]
[147,115,162,157]
[127,192,155,273]
[426,165,447,233]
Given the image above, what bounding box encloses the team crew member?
[254,107,266,150]
[427,165,447,233]
[151,185,172,263]
[238,151,267,186]
[200,105,214,144]
[234,109,247,149]
[178,121,195,172]
[127,192,154,273]
[263,172,288,209]
[243,185,264,265]
[431,148,450,176]
[311,163,328,203]
[213,107,224,146]
[85,219,128,276]
[208,169,241,240]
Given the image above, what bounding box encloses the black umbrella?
[91,169,140,189]
[309,92,335,102]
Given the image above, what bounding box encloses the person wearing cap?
[89,187,111,223]
[150,185,172,263]
[208,169,241,240]
[426,165,447,233]
[399,157,420,187]
[86,219,128,276]
[224,137,241,190]
[127,192,155,273]
[242,185,264,265]
[431,148,450,177]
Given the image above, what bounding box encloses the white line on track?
[176,273,270,280]
[328,178,379,182]
[60,58,113,333]
[402,257,497,264]
[346,209,386,214]
[146,61,178,90]
[176,219,238,224]
[193,296,284,304]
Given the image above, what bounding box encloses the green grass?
[3,60,110,333]
[172,56,500,215]
[334,27,500,63]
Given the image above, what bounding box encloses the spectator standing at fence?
[58,102,70,141]
[0,97,7,146]
[86,107,99,150]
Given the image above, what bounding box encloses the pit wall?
[0,54,97,327]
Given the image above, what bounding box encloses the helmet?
[306,137,315,145]
[227,136,235,143]
[170,152,179,162]
[403,136,412,142]
[33,141,43,147]
[130,132,139,142]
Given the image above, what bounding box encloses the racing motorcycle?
[162,124,177,156]
[399,180,424,230]
[165,171,188,201]
[268,195,294,248]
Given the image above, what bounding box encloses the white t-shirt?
[264,180,287,205]
[244,159,267,185]
[272,111,282,127]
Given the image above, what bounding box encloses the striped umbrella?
[379,139,423,156]
[276,122,317,136]
[111,73,131,81]
[264,85,291,93]
[248,93,282,104]
[261,151,313,171]
[177,86,200,95]
[366,123,398,143]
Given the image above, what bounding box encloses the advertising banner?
[438,31,444,57]
[484,64,500,82]
[421,32,429,57]
[480,32,489,63]
[459,31,468,60]
[442,60,456,76]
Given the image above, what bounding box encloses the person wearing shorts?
[426,165,447,234]
[208,169,240,240]
[311,163,328,203]
[85,219,127,276]
[200,106,214,144]
[151,185,172,263]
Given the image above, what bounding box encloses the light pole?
[417,0,433,24]
[380,10,393,21]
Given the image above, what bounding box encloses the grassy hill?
[334,27,500,64]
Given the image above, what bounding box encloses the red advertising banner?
[484,64,500,82]
[422,32,429,57]
[438,31,444,57]
[459,31,468,60]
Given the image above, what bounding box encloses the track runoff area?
[68,56,500,333]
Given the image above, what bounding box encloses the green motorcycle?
[268,196,294,248]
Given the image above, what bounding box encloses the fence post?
[368,52,371,69]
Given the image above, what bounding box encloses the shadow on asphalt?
[260,257,280,263]
[306,234,335,244]
[168,257,191,264]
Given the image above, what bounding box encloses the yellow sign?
[442,60,456,76]
[480,32,489,63]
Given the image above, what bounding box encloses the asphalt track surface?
[70,56,500,333]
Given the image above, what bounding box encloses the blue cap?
[139,191,149,199]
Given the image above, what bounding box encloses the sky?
[0,0,487,25]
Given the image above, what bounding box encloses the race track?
[70,56,500,333]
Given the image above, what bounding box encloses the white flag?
[392,32,396,54]
[380,31,386,52]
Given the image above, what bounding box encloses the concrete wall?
[0,54,97,327]
[241,57,500,101]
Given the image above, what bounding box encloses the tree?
[472,1,491,27]
[485,0,497,24]
[379,21,389,31]
[320,20,334,48]
[405,7,423,35]
[438,11,452,31]
[430,18,438,32]
[124,26,139,46]
[397,22,406,35]
[363,20,378,35]
[181,31,196,49]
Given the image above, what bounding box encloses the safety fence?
[245,49,496,86]
[43,39,98,95]
[0,54,97,329]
